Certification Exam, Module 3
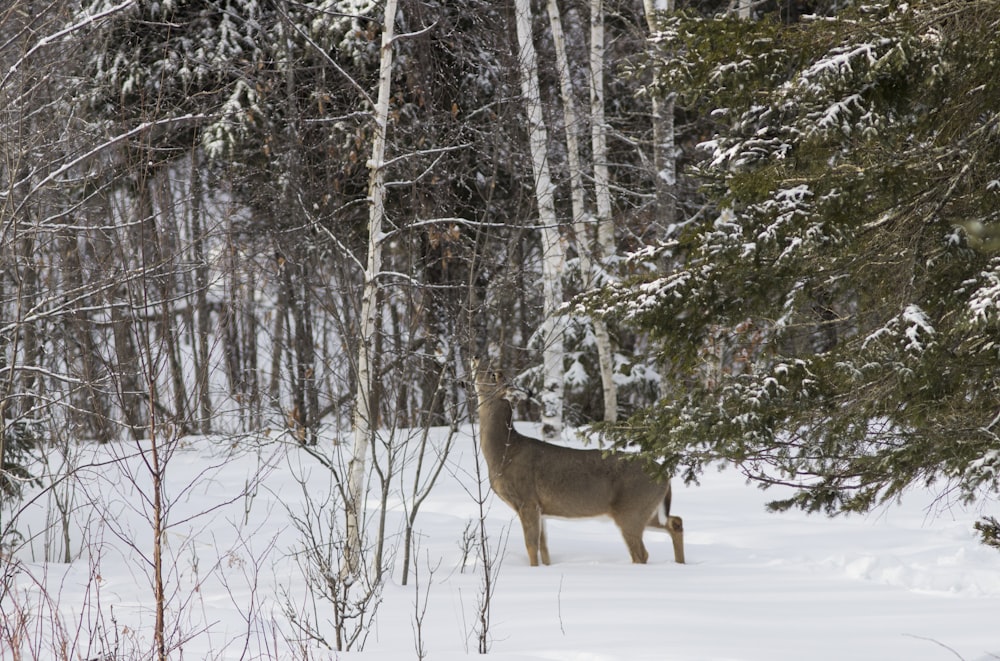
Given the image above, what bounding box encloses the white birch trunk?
[513,0,565,439]
[546,0,618,422]
[345,0,398,576]
[642,0,677,234]
[588,0,618,421]
[589,0,613,258]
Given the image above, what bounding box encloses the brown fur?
[472,362,684,566]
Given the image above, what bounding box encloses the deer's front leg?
[517,504,544,566]
[538,517,550,565]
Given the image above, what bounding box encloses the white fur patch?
[655,501,668,526]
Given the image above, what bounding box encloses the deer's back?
[509,437,667,519]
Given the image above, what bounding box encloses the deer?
[471,360,685,566]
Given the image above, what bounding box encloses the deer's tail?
[654,483,673,526]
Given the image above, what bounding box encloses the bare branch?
[0,0,136,92]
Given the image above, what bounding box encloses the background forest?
[2,0,686,512]
[2,0,1000,657]
[1,0,682,447]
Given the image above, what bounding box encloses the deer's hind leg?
[646,486,686,564]
[645,513,685,564]
[665,515,684,564]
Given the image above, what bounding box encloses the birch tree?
[641,0,676,232]
[345,0,398,575]
[586,0,619,421]
[514,0,565,438]
[545,0,617,422]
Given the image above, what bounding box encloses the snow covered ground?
[5,422,1000,660]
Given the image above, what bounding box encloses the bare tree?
[283,471,384,653]
[345,0,400,577]
[399,383,458,586]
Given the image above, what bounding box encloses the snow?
[968,259,1000,326]
[862,304,936,354]
[813,94,864,134]
[901,304,935,353]
[5,424,1000,660]
[802,43,879,81]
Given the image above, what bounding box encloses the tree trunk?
[642,0,677,236]
[242,270,262,429]
[345,0,399,576]
[279,258,315,443]
[228,251,249,413]
[589,0,619,421]
[110,188,153,439]
[62,230,111,443]
[514,0,565,438]
[150,175,191,434]
[269,265,286,407]
[18,234,40,421]
[293,265,319,444]
[545,0,586,233]
[189,152,213,434]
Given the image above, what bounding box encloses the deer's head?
[471,358,505,397]
[470,358,528,405]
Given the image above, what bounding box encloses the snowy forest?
[2,0,1000,659]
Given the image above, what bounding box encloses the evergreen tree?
[593,1,1000,522]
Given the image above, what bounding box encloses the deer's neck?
[478,399,520,469]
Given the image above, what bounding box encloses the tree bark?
[269,263,286,407]
[642,0,677,235]
[345,0,399,576]
[514,0,565,438]
[189,152,213,434]
[588,0,619,421]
